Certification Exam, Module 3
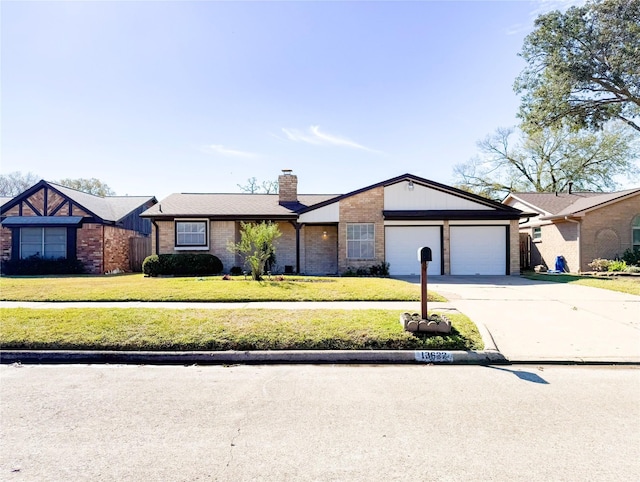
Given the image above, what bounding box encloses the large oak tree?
[515,0,640,134]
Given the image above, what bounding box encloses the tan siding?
[581,196,640,270]
[338,186,384,273]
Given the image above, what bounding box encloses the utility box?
[417,246,432,264]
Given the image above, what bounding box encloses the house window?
[347,223,375,259]
[175,220,207,247]
[532,227,542,241]
[633,216,640,250]
[20,227,67,259]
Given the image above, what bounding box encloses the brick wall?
[532,222,579,272]
[303,225,338,275]
[338,187,384,273]
[103,226,144,273]
[210,221,236,271]
[77,223,104,274]
[274,222,297,272]
[509,219,520,275]
[581,196,640,270]
[1,227,12,261]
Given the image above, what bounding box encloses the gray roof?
[141,193,338,218]
[48,182,156,222]
[510,189,640,218]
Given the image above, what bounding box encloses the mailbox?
[417,246,432,263]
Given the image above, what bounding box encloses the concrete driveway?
[420,275,640,362]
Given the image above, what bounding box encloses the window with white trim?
[347,223,375,259]
[633,216,640,251]
[20,227,67,259]
[532,227,542,241]
[175,221,207,247]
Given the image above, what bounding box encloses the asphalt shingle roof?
[511,189,640,217]
[141,193,338,218]
[48,182,155,222]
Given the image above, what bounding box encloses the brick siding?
[581,196,640,270]
[303,225,338,275]
[77,223,104,274]
[338,186,385,273]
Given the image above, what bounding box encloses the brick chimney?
[278,169,298,204]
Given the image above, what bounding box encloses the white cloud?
[280,125,381,153]
[202,144,257,158]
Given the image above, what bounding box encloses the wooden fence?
[519,232,531,271]
[129,237,151,272]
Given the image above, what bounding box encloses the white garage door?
[450,226,506,275]
[385,226,441,276]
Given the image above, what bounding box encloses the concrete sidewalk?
[2,276,639,364]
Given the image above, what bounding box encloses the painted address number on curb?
[414,351,454,363]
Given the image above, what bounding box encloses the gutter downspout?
[152,220,160,255]
[288,221,301,274]
[564,216,581,272]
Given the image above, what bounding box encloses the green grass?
[523,273,640,296]
[0,274,446,302]
[0,308,483,351]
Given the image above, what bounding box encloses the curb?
[0,349,509,366]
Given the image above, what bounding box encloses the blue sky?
[2,0,586,200]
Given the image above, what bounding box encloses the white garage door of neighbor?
[450,226,506,275]
[385,226,441,276]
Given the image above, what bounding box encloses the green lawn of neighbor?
[523,273,640,296]
[0,274,445,302]
[0,308,482,351]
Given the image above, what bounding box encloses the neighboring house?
[504,188,640,272]
[0,180,157,274]
[141,171,524,276]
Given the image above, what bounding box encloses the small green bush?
[588,258,611,272]
[142,253,223,277]
[229,266,243,276]
[625,265,640,274]
[1,255,85,275]
[608,260,627,272]
[342,262,390,277]
[621,248,640,267]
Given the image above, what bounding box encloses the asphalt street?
[1,364,639,481]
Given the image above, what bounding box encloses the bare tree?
[238,177,279,194]
[454,123,639,199]
[0,171,39,196]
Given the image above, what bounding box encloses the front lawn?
[0,274,445,302]
[523,273,640,296]
[0,308,482,351]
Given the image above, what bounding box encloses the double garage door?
[385,225,507,276]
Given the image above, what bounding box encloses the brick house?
[503,188,640,272]
[141,171,524,276]
[0,180,157,274]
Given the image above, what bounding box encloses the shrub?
[142,253,223,277]
[342,262,390,277]
[607,260,627,272]
[227,221,281,281]
[588,258,611,272]
[625,265,640,274]
[1,255,85,275]
[621,248,640,267]
[229,266,243,276]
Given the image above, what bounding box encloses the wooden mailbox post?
[417,247,432,320]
